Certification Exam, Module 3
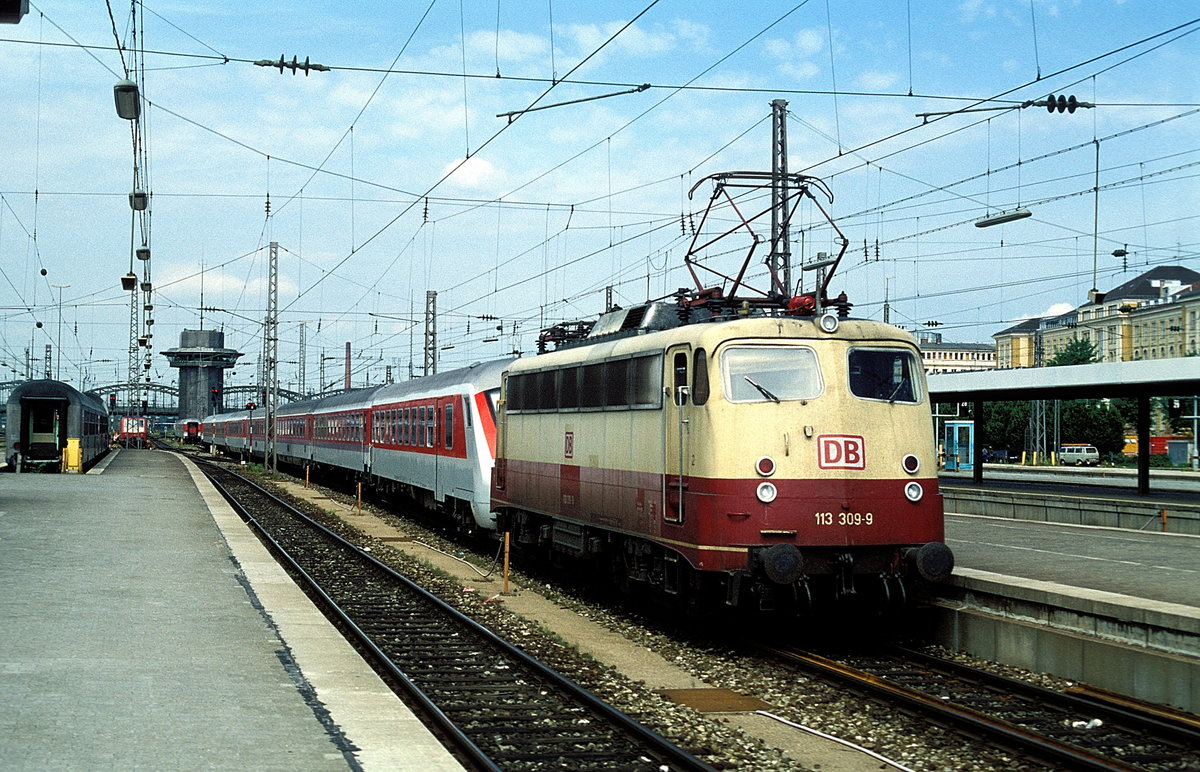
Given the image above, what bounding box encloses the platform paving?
[939,512,1200,712]
[944,513,1200,608]
[0,449,463,771]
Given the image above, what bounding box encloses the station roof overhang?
[928,359,1199,403]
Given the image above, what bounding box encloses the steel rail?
[203,463,499,772]
[896,646,1200,749]
[202,461,716,772]
[766,647,1139,772]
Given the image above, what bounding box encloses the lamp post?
[51,284,70,380]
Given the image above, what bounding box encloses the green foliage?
[1059,400,1126,455]
[979,398,1127,457]
[982,400,1029,453]
[1047,337,1097,366]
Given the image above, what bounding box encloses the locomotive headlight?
[817,313,840,334]
[756,482,778,503]
[755,456,776,477]
[904,481,924,502]
[902,454,921,474]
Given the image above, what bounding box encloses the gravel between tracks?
[249,469,1070,772]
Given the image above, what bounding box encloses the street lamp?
[51,284,69,380]
[114,80,140,120]
[974,208,1032,228]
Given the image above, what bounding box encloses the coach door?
[663,345,690,524]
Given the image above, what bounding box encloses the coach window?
[630,354,662,407]
[580,363,605,409]
[605,358,629,407]
[444,403,454,449]
[692,349,709,405]
[506,374,526,411]
[426,406,435,447]
[557,367,579,409]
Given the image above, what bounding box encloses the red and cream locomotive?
[491,304,952,613]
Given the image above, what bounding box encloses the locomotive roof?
[6,378,108,414]
[512,316,918,372]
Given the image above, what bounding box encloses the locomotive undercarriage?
[499,507,943,617]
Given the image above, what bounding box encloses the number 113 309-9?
[814,512,874,526]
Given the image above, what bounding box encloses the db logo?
[564,431,574,459]
[817,434,866,470]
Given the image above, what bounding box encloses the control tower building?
[162,329,242,420]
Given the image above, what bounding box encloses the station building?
[994,266,1200,367]
[915,331,997,374]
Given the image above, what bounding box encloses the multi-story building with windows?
[915,332,997,373]
[992,266,1200,366]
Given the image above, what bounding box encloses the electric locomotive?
[492,169,951,614]
[491,304,952,613]
[173,419,202,444]
[113,416,150,448]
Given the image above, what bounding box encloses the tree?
[1060,400,1126,456]
[982,400,1029,455]
[1047,337,1097,366]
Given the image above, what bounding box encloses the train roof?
[372,358,512,402]
[512,315,919,373]
[204,359,515,423]
[277,384,389,416]
[6,378,108,414]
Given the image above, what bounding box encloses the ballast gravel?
[255,473,1067,771]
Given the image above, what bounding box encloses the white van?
[1059,445,1099,466]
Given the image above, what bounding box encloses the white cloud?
[857,70,901,91]
[1027,302,1075,319]
[763,29,825,82]
[440,156,504,190]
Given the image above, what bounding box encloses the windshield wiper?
[887,380,908,403]
[744,376,781,403]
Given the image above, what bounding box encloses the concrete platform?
[934,512,1200,713]
[0,449,463,771]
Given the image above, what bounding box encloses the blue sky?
[1,1,1196,393]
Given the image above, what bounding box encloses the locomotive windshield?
[848,348,921,403]
[720,345,823,402]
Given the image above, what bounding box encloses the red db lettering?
[817,435,866,470]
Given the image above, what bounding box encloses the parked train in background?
[113,416,150,448]
[174,419,202,444]
[204,300,953,616]
[4,379,109,473]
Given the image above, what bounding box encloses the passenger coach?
[5,379,109,473]
[203,359,510,534]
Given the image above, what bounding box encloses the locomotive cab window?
[848,348,921,403]
[721,345,822,403]
[672,352,688,405]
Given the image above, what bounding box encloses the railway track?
[765,644,1200,771]
[199,461,716,772]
